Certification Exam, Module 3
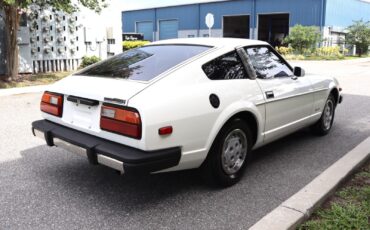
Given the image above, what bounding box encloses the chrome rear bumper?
[31,120,181,174]
[33,128,124,174]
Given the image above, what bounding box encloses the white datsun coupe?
[32,38,343,187]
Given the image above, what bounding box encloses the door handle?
[265,91,274,99]
[291,75,298,80]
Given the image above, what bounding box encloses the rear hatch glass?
[76,45,212,81]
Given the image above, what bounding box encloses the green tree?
[80,55,101,68]
[346,20,370,57]
[284,24,321,54]
[0,0,107,81]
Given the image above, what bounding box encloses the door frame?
[256,12,290,41]
[239,45,315,142]
[222,14,251,39]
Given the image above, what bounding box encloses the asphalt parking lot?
[0,59,369,230]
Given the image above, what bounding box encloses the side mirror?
[294,66,305,77]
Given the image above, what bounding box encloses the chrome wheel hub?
[221,129,248,175]
[323,100,334,130]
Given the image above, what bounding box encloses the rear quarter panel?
[307,74,339,114]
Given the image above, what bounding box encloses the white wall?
[79,0,124,59]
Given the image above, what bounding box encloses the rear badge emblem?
[104,97,126,105]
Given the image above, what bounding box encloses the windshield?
[76,45,212,81]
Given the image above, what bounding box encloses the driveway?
[0,59,369,229]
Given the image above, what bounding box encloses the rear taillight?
[100,104,142,139]
[40,91,64,117]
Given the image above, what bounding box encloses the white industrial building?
[0,1,123,75]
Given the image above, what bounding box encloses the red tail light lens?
[40,92,64,117]
[100,104,142,139]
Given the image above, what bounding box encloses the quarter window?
[202,51,248,80]
[245,46,293,79]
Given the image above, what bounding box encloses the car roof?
[147,38,269,49]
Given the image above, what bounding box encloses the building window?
[188,35,195,38]
[51,36,53,41]
[49,15,52,20]
[63,15,65,20]
[77,46,79,51]
[19,13,27,27]
[50,26,52,30]
[203,34,209,37]
[64,37,66,41]
[51,47,54,52]
[76,36,79,41]
[63,26,66,31]
[75,26,78,31]
[107,39,116,44]
[37,47,40,52]
[75,16,78,21]
[37,36,39,41]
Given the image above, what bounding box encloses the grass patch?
[0,71,72,89]
[299,161,370,229]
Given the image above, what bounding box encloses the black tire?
[201,118,253,188]
[311,94,336,136]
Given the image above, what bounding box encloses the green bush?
[315,46,343,58]
[283,54,306,60]
[284,25,321,54]
[122,41,150,50]
[276,46,294,56]
[80,56,101,68]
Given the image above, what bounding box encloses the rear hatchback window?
[76,45,211,81]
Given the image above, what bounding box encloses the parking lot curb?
[249,137,370,230]
[0,85,47,97]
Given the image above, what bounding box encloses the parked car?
[32,38,343,187]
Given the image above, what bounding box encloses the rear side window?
[202,51,249,80]
[77,45,211,81]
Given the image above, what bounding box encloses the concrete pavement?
[250,137,370,230]
[0,59,369,229]
[0,85,48,97]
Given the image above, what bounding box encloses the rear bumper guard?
[32,120,181,174]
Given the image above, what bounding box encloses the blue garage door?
[136,21,153,41]
[159,20,179,40]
